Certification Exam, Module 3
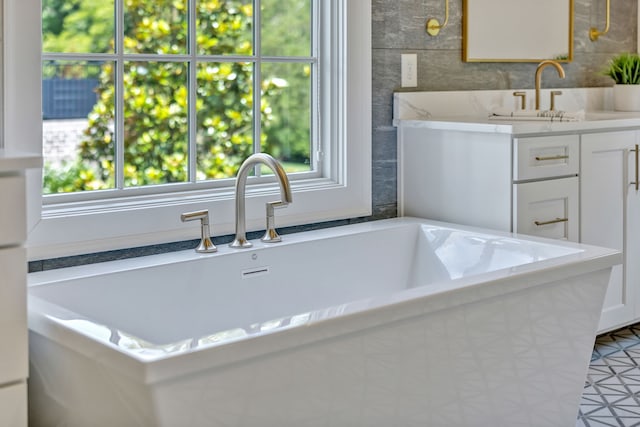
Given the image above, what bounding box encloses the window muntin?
[42,0,316,196]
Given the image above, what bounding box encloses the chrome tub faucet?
[180,209,217,253]
[231,153,293,248]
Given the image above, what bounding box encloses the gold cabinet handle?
[534,218,569,227]
[631,144,639,191]
[535,155,569,161]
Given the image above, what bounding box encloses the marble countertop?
[394,88,640,135]
[0,149,42,172]
[397,111,640,135]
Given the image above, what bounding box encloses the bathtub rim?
[27,217,622,384]
[27,217,614,285]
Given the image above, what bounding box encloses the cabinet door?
[0,382,27,427]
[0,247,27,386]
[582,131,639,333]
[513,177,579,241]
[0,175,26,246]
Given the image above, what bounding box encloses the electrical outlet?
[401,54,418,88]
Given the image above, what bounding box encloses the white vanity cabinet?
[581,131,640,332]
[398,126,579,242]
[0,151,41,427]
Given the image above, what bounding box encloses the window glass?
[124,0,188,55]
[42,0,115,54]
[42,0,316,195]
[42,60,115,193]
[196,61,254,180]
[261,62,312,173]
[196,0,253,56]
[123,61,189,186]
[261,0,311,57]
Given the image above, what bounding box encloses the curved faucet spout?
[230,153,293,248]
[535,60,566,110]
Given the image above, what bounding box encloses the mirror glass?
[463,0,573,62]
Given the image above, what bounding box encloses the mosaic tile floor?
[577,324,640,426]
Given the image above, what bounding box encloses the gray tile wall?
[30,1,638,270]
[371,0,638,219]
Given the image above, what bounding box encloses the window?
[42,0,316,195]
[18,0,371,259]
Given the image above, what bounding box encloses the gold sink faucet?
[535,60,565,110]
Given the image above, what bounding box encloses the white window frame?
[6,0,371,260]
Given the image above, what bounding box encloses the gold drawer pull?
[534,217,569,227]
[535,155,569,161]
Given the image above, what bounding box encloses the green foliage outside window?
[42,0,312,193]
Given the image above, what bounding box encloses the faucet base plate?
[261,228,282,243]
[230,238,253,249]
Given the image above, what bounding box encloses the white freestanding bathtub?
[27,217,620,427]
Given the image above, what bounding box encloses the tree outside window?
[42,0,313,194]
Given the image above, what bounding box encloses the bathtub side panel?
[148,268,609,427]
[28,332,159,427]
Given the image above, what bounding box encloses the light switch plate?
[401,54,418,88]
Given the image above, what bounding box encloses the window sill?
[27,175,371,260]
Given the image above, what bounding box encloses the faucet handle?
[550,90,563,111]
[513,91,527,110]
[261,201,288,243]
[181,210,217,253]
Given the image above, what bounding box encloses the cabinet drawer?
[513,135,579,181]
[0,247,27,385]
[513,176,579,241]
[0,175,26,246]
[0,382,27,427]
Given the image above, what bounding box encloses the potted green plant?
[603,52,640,111]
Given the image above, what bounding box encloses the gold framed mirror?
[463,0,574,62]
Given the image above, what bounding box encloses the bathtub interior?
[410,225,583,283]
[28,221,584,354]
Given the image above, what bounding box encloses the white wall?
[2,0,42,231]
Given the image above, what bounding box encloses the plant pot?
[613,84,640,111]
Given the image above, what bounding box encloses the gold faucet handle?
[513,91,527,110]
[550,90,563,111]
